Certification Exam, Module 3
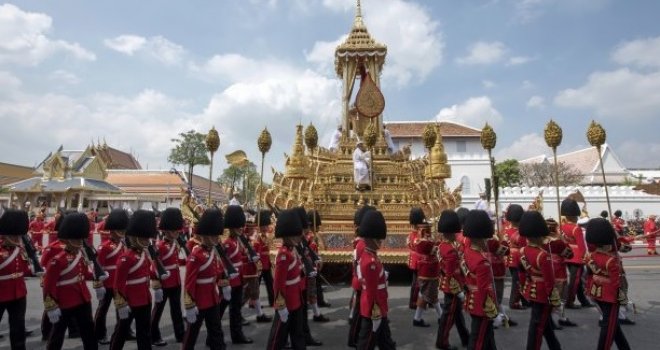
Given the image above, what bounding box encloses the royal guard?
[86,210,97,246]
[407,207,426,309]
[544,219,577,328]
[585,218,632,350]
[29,211,45,250]
[42,212,97,350]
[643,214,658,255]
[308,209,331,308]
[95,213,111,243]
[253,210,274,307]
[611,210,626,236]
[455,208,470,250]
[43,208,63,248]
[242,219,271,324]
[348,205,375,348]
[0,209,33,350]
[412,222,441,328]
[109,209,157,350]
[150,207,186,346]
[305,209,330,322]
[221,205,253,344]
[560,198,594,308]
[518,211,562,350]
[461,210,498,350]
[436,210,470,350]
[181,208,228,350]
[94,209,129,345]
[503,204,527,310]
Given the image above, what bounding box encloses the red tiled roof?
[384,121,481,138]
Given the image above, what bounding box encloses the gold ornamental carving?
[355,72,385,118]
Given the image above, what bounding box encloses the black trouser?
[267,307,305,350]
[150,285,184,342]
[494,279,504,307]
[0,297,26,350]
[467,315,495,350]
[436,293,469,349]
[42,308,79,341]
[94,287,115,341]
[300,294,314,343]
[181,303,226,350]
[565,264,589,306]
[526,302,561,350]
[409,270,418,308]
[357,317,396,350]
[508,267,522,306]
[260,269,275,306]
[109,304,151,350]
[48,302,97,350]
[316,275,327,305]
[596,301,630,350]
[348,290,362,347]
[228,285,246,341]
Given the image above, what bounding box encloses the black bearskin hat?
[126,210,158,238]
[463,210,494,239]
[409,207,426,225]
[275,209,303,238]
[600,210,608,219]
[58,212,90,240]
[293,207,309,230]
[505,204,524,224]
[561,198,580,217]
[354,205,376,226]
[519,211,549,238]
[105,209,129,231]
[224,205,246,229]
[256,210,272,227]
[359,210,387,240]
[307,209,321,229]
[0,209,29,236]
[197,208,224,236]
[456,207,469,227]
[614,210,622,218]
[438,210,461,234]
[158,207,184,231]
[585,218,616,246]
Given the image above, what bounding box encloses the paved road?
[2,247,658,349]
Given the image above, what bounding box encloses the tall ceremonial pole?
[422,123,437,221]
[205,126,220,206]
[480,123,500,237]
[257,127,272,228]
[304,123,319,227]
[364,120,378,195]
[544,120,563,220]
[586,120,613,217]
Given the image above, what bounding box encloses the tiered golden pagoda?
[262,1,461,264]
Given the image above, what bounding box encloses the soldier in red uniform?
[503,204,527,310]
[560,198,594,308]
[643,214,658,255]
[436,209,470,350]
[150,207,186,346]
[356,210,396,350]
[462,210,498,350]
[94,209,129,345]
[348,205,375,348]
[486,230,514,327]
[43,208,63,248]
[308,209,331,309]
[407,207,426,309]
[266,209,306,350]
[242,220,271,324]
[29,211,45,250]
[455,208,470,250]
[109,209,158,350]
[412,222,440,327]
[518,211,562,350]
[96,213,111,244]
[42,212,97,350]
[544,219,577,328]
[254,210,275,307]
[221,205,253,344]
[611,210,626,236]
[585,218,631,350]
[304,209,329,323]
[181,208,228,350]
[0,209,33,350]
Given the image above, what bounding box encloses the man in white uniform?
[352,140,371,191]
[383,125,396,154]
[229,191,241,206]
[329,126,342,151]
[475,192,489,211]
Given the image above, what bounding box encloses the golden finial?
[422,123,437,149]
[205,126,220,153]
[586,120,606,147]
[480,123,497,150]
[363,120,378,148]
[304,123,318,151]
[258,127,272,154]
[544,119,563,149]
[356,0,362,17]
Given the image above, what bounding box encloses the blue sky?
[1,0,659,176]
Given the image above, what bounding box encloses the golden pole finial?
[586,120,612,219]
[205,126,220,205]
[544,119,563,220]
[257,127,272,227]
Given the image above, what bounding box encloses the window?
[456,140,467,153]
[461,176,470,194]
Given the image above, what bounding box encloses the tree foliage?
[495,159,521,187]
[168,130,210,186]
[217,162,269,206]
[519,161,583,187]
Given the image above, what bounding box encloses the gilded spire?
[353,0,364,29]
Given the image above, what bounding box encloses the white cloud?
[0,4,95,65]
[48,70,81,85]
[522,80,534,89]
[304,35,346,73]
[435,96,503,127]
[554,68,660,119]
[104,35,186,65]
[617,141,660,168]
[508,55,533,65]
[496,133,549,160]
[512,0,608,24]
[456,41,507,65]
[513,0,545,24]
[190,54,301,83]
[526,95,545,109]
[0,71,22,90]
[611,36,660,68]
[482,80,496,89]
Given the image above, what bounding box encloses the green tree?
[519,161,583,187]
[168,130,210,188]
[495,159,521,187]
[217,162,267,207]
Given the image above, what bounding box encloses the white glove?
[493,313,504,327]
[371,318,381,333]
[229,272,240,279]
[47,308,62,323]
[154,288,164,303]
[278,308,289,323]
[117,305,131,320]
[222,286,232,301]
[457,292,465,301]
[186,306,198,324]
[309,269,318,278]
[251,255,260,263]
[99,271,110,281]
[95,287,106,300]
[384,270,389,281]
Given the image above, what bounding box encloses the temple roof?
[0,162,34,186]
[335,1,387,55]
[384,121,482,138]
[93,144,141,169]
[6,177,121,193]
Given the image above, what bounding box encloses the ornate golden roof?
[335,0,387,77]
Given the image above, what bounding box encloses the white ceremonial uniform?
[353,147,371,186]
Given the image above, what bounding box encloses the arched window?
[461,176,470,194]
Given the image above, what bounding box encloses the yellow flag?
[225,150,248,166]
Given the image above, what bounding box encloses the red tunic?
[43,250,93,309]
[273,245,303,311]
[96,239,125,289]
[0,245,31,302]
[644,219,658,249]
[184,245,223,310]
[486,238,508,279]
[586,250,621,303]
[545,238,571,282]
[359,249,388,319]
[240,233,259,279]
[351,238,366,291]
[504,226,527,269]
[41,240,65,268]
[416,239,439,279]
[438,240,464,294]
[562,223,586,265]
[153,238,183,289]
[29,219,45,248]
[44,219,58,246]
[407,230,420,270]
[223,236,246,287]
[96,220,111,243]
[519,245,555,304]
[114,249,152,307]
[612,217,625,235]
[462,246,497,317]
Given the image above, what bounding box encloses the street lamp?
[206,127,220,206]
